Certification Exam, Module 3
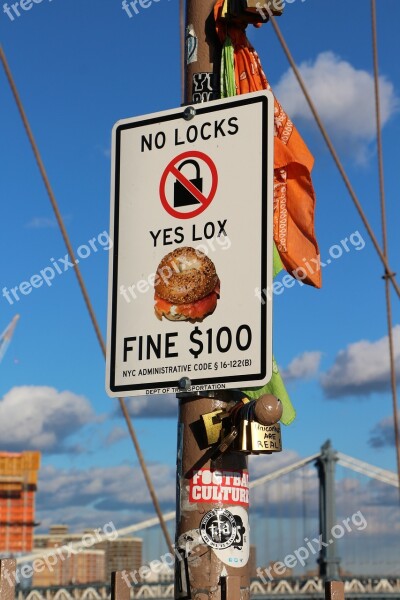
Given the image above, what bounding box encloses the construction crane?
[0,315,20,364]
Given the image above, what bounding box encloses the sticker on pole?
[199,506,250,568]
[213,506,249,568]
[200,508,237,550]
[106,90,275,396]
[189,470,249,507]
[160,150,218,219]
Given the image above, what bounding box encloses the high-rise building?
[0,451,41,553]
[90,534,143,582]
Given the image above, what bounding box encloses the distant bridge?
[13,577,400,599]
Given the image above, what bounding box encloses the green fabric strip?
[221,36,236,98]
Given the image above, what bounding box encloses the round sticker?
[200,508,237,550]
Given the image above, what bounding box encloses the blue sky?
[0,0,400,567]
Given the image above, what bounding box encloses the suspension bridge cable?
[301,467,306,538]
[371,0,400,496]
[343,465,355,568]
[289,470,296,555]
[0,44,173,554]
[250,454,321,489]
[356,467,366,569]
[268,15,400,301]
[337,452,398,487]
[264,482,270,570]
[277,475,284,560]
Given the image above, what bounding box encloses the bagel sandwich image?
[154,247,220,322]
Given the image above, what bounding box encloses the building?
[33,525,142,585]
[32,547,105,587]
[0,451,41,553]
[33,525,106,587]
[91,534,142,582]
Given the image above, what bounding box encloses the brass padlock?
[231,419,250,453]
[238,419,251,453]
[231,404,252,454]
[250,422,282,454]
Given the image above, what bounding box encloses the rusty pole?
[174,6,284,598]
[175,391,250,600]
[0,559,16,600]
[174,5,250,600]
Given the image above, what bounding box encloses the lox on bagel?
[154,247,220,321]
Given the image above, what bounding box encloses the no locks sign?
[106,91,274,397]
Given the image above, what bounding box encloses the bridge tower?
[316,440,341,580]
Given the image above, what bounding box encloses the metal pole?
[184,0,220,105]
[316,441,340,580]
[174,5,250,599]
[0,559,16,600]
[111,571,130,600]
[175,393,250,600]
[325,580,344,600]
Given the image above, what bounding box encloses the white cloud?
[36,462,176,532]
[25,217,57,229]
[105,425,128,446]
[250,449,301,473]
[281,351,322,382]
[321,326,400,398]
[369,416,395,448]
[274,51,399,163]
[125,394,178,418]
[25,215,71,229]
[0,386,94,452]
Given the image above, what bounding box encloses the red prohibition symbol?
[159,150,218,219]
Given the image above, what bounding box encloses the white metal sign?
[106,90,274,397]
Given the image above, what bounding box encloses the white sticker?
[213,506,249,568]
[186,25,198,64]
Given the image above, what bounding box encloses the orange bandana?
[215,1,321,288]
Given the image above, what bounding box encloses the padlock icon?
[174,159,203,207]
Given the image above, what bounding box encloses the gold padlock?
[250,422,282,454]
[231,419,251,453]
